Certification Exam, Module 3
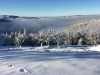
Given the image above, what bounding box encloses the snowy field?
[0,45,100,75]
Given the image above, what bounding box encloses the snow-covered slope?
[0,46,100,75]
[67,19,100,33]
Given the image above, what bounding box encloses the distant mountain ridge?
[0,15,85,19]
[0,15,39,19]
[0,14,100,19]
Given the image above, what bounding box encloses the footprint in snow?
[1,62,5,64]
[96,69,100,73]
[19,68,27,72]
[8,65,14,67]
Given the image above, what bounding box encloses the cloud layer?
[1,15,100,34]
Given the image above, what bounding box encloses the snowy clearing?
[0,45,100,75]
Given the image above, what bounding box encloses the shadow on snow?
[0,50,100,61]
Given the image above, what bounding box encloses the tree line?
[0,19,100,47]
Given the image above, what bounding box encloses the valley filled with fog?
[0,15,100,33]
[0,15,100,46]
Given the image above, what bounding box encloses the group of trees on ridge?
[0,19,100,47]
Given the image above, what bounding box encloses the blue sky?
[0,0,100,17]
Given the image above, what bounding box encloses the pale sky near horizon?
[0,0,100,17]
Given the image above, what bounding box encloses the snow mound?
[8,47,30,51]
[46,48,85,52]
[1,45,100,53]
[43,45,100,52]
[89,45,100,52]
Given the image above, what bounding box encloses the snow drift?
[0,46,100,75]
[2,45,100,52]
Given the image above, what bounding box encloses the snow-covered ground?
[0,45,100,75]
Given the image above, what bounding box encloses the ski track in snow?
[0,46,100,75]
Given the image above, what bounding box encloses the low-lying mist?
[0,15,100,34]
